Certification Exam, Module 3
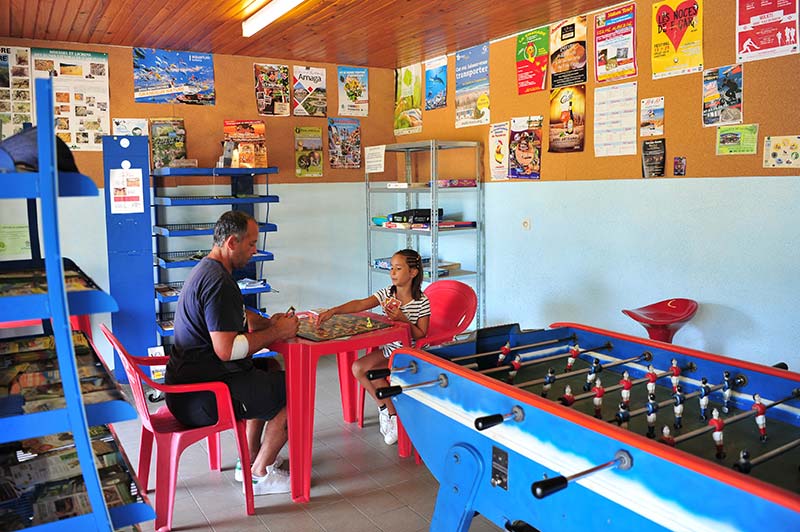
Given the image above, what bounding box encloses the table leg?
[397,416,412,458]
[284,346,316,503]
[337,350,359,423]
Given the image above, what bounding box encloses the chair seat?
[622,298,698,344]
[149,406,197,434]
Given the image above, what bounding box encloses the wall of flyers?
[0,46,33,141]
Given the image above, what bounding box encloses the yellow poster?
[651,0,703,79]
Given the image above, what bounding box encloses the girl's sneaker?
[234,455,285,482]
[247,467,291,496]
[383,414,398,445]
[378,407,391,436]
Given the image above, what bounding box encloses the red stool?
[622,298,698,343]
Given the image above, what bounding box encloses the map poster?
[32,48,110,152]
[133,48,215,105]
[0,46,32,140]
[328,117,361,169]
[550,15,588,89]
[294,126,323,177]
[702,64,743,127]
[651,0,704,79]
[338,66,368,116]
[254,63,290,116]
[594,3,638,82]
[394,63,422,136]
[424,56,447,110]
[455,42,490,128]
[737,0,799,62]
[293,65,327,117]
[516,27,549,95]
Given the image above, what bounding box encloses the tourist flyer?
[651,0,704,79]
[0,45,32,141]
[254,63,290,116]
[293,65,327,117]
[515,27,549,95]
[509,116,543,179]
[594,3,638,83]
[149,118,186,169]
[640,96,665,137]
[763,135,800,167]
[394,63,422,136]
[111,118,148,136]
[642,138,666,177]
[424,56,447,110]
[549,15,588,89]
[594,81,637,157]
[32,47,110,152]
[489,122,510,181]
[737,0,799,63]
[223,120,267,168]
[548,85,586,152]
[455,42,490,128]
[702,64,743,127]
[132,48,215,105]
[328,117,361,169]
[294,126,323,177]
[716,124,758,155]
[338,66,368,116]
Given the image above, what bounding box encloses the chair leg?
[154,436,182,532]
[208,432,221,471]
[233,420,255,516]
[138,428,154,493]
[357,385,366,428]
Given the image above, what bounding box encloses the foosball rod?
[449,335,577,363]
[734,437,800,474]
[375,374,449,399]
[475,343,612,375]
[531,450,633,499]
[514,351,653,389]
[366,361,418,381]
[583,367,679,400]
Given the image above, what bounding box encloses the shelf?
[155,278,272,303]
[369,266,477,280]
[156,312,174,337]
[152,166,278,177]
[153,221,277,237]
[0,170,100,199]
[152,194,279,206]
[381,140,480,153]
[155,249,274,269]
[369,226,478,235]
[368,185,478,194]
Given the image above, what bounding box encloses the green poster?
[716,124,758,155]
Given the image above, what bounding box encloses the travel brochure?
[149,117,187,168]
[293,65,327,117]
[294,126,323,177]
[337,66,368,116]
[327,117,361,169]
[455,42,490,128]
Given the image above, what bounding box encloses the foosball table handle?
[367,368,391,380]
[376,385,403,399]
[531,476,568,499]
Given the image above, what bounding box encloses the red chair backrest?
[420,280,478,347]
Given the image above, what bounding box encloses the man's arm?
[209,314,299,362]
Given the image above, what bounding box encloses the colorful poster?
[132,48,215,105]
[424,56,447,110]
[293,66,327,117]
[254,64,290,116]
[294,126,323,177]
[32,48,110,152]
[109,168,144,214]
[594,81,638,157]
[111,118,148,136]
[674,156,687,175]
[595,3,638,82]
[652,0,703,79]
[223,120,267,168]
[328,118,361,169]
[509,116,543,179]
[640,97,665,137]
[516,27,549,94]
[737,0,799,62]
[763,135,800,167]
[149,118,186,169]
[550,16,588,89]
[548,85,586,152]
[394,63,423,136]
[489,122,510,181]
[642,138,667,177]
[716,124,759,155]
[0,46,32,140]
[702,64,743,127]
[455,42,490,128]
[338,66,368,116]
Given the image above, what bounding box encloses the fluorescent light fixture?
[242,0,307,37]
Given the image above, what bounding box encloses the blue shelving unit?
[0,78,154,531]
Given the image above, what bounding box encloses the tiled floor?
[113,354,500,532]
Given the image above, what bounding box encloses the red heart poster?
[651,0,704,79]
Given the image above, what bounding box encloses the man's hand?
[271,313,300,341]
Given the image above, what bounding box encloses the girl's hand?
[383,304,407,323]
[316,309,335,327]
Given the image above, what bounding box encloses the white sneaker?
[247,467,291,496]
[378,407,390,436]
[234,455,285,482]
[383,415,398,445]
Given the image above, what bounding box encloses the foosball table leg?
[431,443,484,532]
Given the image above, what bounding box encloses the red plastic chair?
[621,298,699,343]
[101,324,254,532]
[356,280,478,427]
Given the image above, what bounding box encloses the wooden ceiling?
[1,0,618,68]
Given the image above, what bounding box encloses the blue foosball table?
[379,323,800,532]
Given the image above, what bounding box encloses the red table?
[269,312,412,503]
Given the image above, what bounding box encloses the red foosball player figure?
[659,425,676,446]
[506,356,522,384]
[565,344,580,372]
[592,378,605,418]
[646,393,659,439]
[559,384,575,406]
[672,385,685,429]
[669,358,681,392]
[709,408,726,459]
[497,341,512,365]
[646,364,658,395]
[615,402,630,428]
[619,370,633,406]
[583,358,602,392]
[541,367,556,397]
[751,393,768,442]
[698,377,711,421]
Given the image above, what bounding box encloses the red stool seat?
[622,298,698,343]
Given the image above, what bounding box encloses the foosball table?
[377,323,800,531]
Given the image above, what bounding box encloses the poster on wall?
[294,126,323,177]
[737,0,799,62]
[702,64,743,127]
[223,120,267,168]
[548,85,585,152]
[0,46,32,140]
[254,64,290,116]
[149,118,186,169]
[763,135,800,167]
[716,124,758,155]
[642,138,666,177]
[394,63,422,136]
[549,15,588,89]
[455,42,490,129]
[132,48,215,105]
[32,48,110,152]
[594,81,637,157]
[328,117,361,169]
[424,56,447,110]
[515,27,549,95]
[488,122,510,180]
[640,97,665,137]
[595,3,638,83]
[338,66,368,116]
[508,116,543,179]
[293,66,327,117]
[112,118,148,136]
[109,168,144,214]
[651,0,703,79]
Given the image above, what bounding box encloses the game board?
[296,313,391,342]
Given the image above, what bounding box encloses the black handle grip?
[531,476,568,499]
[376,385,403,399]
[773,362,789,370]
[367,368,392,380]
[505,520,540,532]
[474,414,504,431]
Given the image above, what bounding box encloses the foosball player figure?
[565,344,580,372]
[735,450,752,474]
[669,358,681,392]
[619,370,633,406]
[506,356,522,384]
[659,425,676,447]
[614,401,630,429]
[646,393,659,439]
[751,393,768,442]
[672,385,685,429]
[542,367,556,397]
[583,358,603,391]
[559,384,575,406]
[592,378,605,418]
[698,377,711,421]
[722,371,732,413]
[497,341,512,365]
[709,408,726,459]
[646,364,658,395]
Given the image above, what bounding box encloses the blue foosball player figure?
[673,385,685,429]
[698,377,711,421]
[646,393,659,439]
